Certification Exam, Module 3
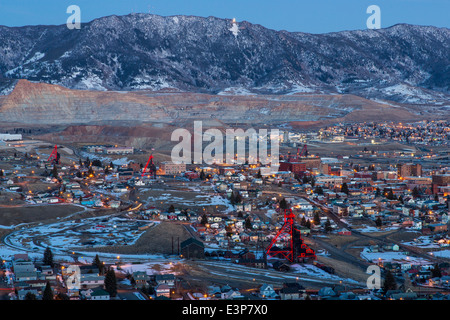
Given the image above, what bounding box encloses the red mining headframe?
[266,208,316,263]
[141,154,155,177]
[47,145,59,164]
[285,144,308,162]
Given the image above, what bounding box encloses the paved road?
[186,259,365,290]
[309,236,370,271]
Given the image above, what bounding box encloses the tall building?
[300,157,321,171]
[432,174,450,194]
[397,163,422,178]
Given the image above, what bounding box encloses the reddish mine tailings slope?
[0,79,423,126]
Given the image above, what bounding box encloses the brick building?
[397,163,422,178]
[160,162,186,175]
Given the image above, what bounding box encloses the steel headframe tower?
[287,144,308,162]
[47,145,58,164]
[298,144,308,157]
[141,154,154,177]
[266,208,316,262]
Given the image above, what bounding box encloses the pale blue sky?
[0,0,448,33]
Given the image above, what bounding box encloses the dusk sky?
[0,0,448,33]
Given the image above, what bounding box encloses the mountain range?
[0,14,449,127]
[0,14,448,104]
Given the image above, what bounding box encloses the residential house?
[155,284,171,298]
[337,228,352,236]
[339,292,359,300]
[18,289,40,300]
[360,203,377,215]
[80,287,110,300]
[40,265,53,276]
[155,274,175,287]
[333,203,349,216]
[133,271,150,287]
[387,289,418,300]
[13,261,37,282]
[207,285,222,298]
[74,266,104,290]
[272,261,290,272]
[221,288,244,300]
[318,287,337,300]
[237,257,267,269]
[259,284,278,299]
[181,238,205,259]
[279,283,305,300]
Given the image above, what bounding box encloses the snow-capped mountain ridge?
[0,14,448,104]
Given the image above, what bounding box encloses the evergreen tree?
[225,225,233,238]
[91,159,102,167]
[300,216,307,226]
[383,270,397,293]
[313,211,321,226]
[229,192,236,205]
[200,214,208,225]
[314,186,324,195]
[52,165,58,179]
[235,191,242,204]
[412,186,420,198]
[386,189,395,200]
[104,268,117,297]
[310,176,316,188]
[92,254,105,275]
[375,187,381,198]
[431,264,442,278]
[147,285,155,296]
[245,217,252,229]
[42,282,54,300]
[130,276,136,287]
[305,219,311,229]
[375,216,383,227]
[302,175,309,184]
[199,169,206,180]
[341,182,349,195]
[24,292,37,300]
[279,198,288,210]
[168,204,175,213]
[43,247,54,267]
[324,219,333,233]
